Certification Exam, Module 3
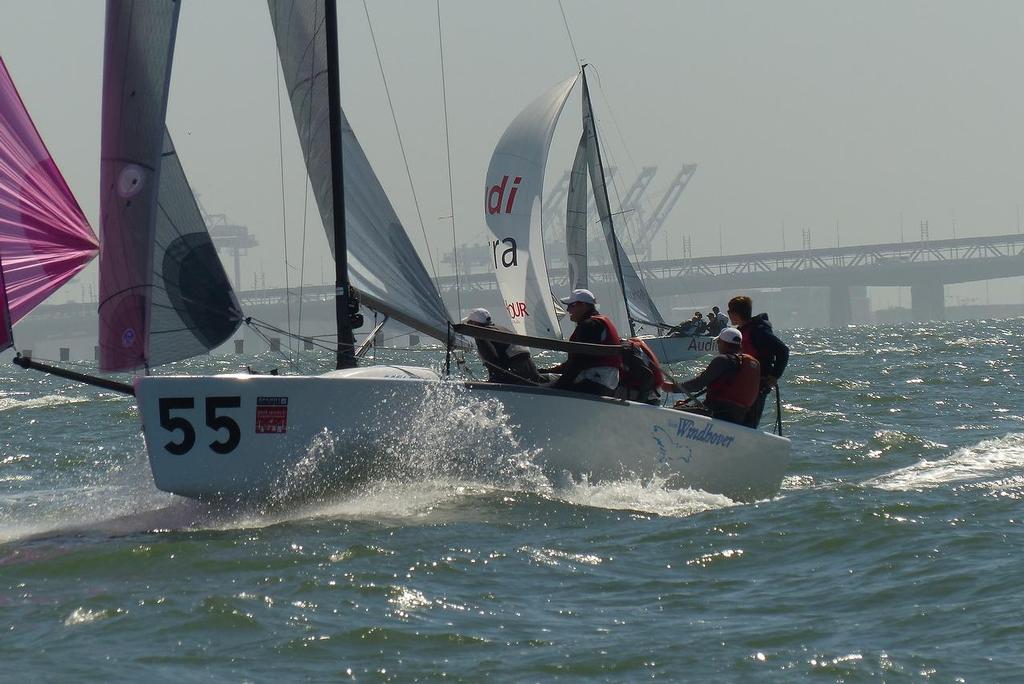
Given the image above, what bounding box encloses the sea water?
[0,319,1021,681]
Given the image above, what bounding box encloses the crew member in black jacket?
[727,295,790,428]
[463,308,544,385]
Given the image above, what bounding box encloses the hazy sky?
[3,0,1024,308]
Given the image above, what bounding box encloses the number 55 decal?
[158,396,241,455]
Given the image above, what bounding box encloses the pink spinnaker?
[0,57,98,350]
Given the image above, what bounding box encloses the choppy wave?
[547,474,734,517]
[866,433,1024,490]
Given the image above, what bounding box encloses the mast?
[582,65,635,338]
[325,0,357,369]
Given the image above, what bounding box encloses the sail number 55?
[158,396,241,455]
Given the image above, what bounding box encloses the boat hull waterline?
[136,367,790,502]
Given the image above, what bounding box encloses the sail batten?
[0,56,98,351]
[268,0,454,345]
[99,1,240,371]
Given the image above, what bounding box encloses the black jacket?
[741,313,789,379]
[475,325,543,384]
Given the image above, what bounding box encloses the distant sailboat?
[0,56,98,352]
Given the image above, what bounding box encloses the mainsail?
[0,56,98,352]
[99,0,241,372]
[581,70,666,332]
[484,74,578,338]
[268,0,454,344]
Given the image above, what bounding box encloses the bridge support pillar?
[829,285,852,327]
[910,282,945,321]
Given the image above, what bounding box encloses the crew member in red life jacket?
[539,289,622,397]
[669,327,761,424]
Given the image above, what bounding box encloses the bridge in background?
[442,232,1024,325]
[20,233,1024,335]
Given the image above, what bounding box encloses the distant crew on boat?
[707,306,729,336]
[462,308,544,385]
[671,305,730,337]
[672,311,707,337]
[539,289,622,397]
[727,295,790,428]
[670,327,761,424]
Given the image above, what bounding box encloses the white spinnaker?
[484,74,578,338]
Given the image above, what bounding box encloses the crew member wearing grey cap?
[670,327,761,424]
[462,308,544,385]
[539,289,622,397]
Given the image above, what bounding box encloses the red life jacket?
[569,313,623,370]
[708,353,761,409]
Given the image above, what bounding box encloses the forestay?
[99,1,240,372]
[268,0,454,344]
[484,74,578,338]
[0,57,98,352]
[581,71,665,331]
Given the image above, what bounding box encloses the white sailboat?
[9,1,790,503]
[491,66,712,364]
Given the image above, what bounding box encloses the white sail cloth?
[484,74,578,338]
[268,0,454,344]
[564,131,588,293]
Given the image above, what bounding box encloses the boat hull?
[135,367,790,502]
[641,334,716,364]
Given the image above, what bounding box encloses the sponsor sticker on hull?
[255,396,288,434]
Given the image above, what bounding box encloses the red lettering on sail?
[486,175,523,214]
[506,301,530,319]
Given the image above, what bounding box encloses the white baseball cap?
[463,308,492,325]
[560,288,597,306]
[717,327,742,345]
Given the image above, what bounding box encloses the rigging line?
[590,68,641,180]
[361,0,439,285]
[297,3,322,360]
[601,140,646,269]
[588,76,649,271]
[589,69,654,270]
[557,0,581,67]
[436,0,461,318]
[274,38,295,369]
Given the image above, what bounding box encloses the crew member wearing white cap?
[462,308,544,385]
[670,327,761,424]
[539,289,622,397]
